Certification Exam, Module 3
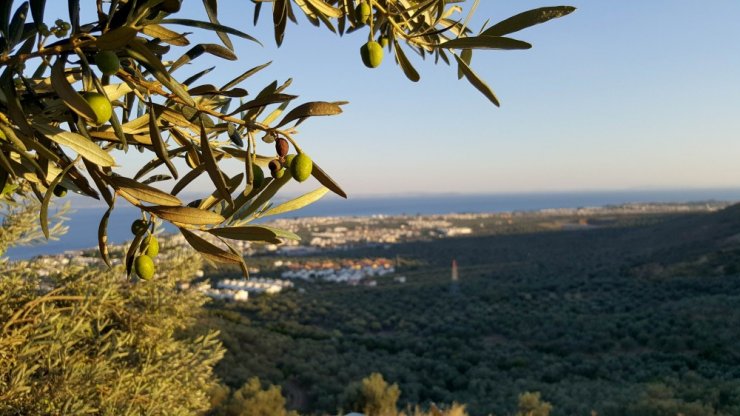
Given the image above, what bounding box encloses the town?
[15,202,730,302]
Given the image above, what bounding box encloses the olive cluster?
[267,137,313,183]
[130,219,160,281]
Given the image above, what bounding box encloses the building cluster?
[279,258,395,283]
[30,252,105,276]
[195,277,294,302]
[264,215,480,252]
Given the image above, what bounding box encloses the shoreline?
[7,200,733,262]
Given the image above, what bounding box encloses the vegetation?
[343,372,401,415]
[205,205,740,415]
[0,199,562,415]
[210,377,299,416]
[0,0,574,275]
[0,197,224,415]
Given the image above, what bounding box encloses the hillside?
[202,205,740,415]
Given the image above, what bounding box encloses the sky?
[42,1,740,197]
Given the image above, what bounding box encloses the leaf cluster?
[0,0,573,275]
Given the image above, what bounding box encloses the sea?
[7,188,740,260]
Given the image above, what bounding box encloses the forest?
[202,205,740,415]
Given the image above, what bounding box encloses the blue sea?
[7,189,740,260]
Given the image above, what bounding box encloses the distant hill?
[341,202,740,279]
[623,203,740,278]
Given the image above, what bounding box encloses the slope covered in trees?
[205,204,740,415]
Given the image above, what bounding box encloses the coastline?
[7,195,735,261]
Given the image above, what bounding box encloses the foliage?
[203,206,740,415]
[342,372,401,416]
[343,373,472,416]
[209,377,299,416]
[515,392,552,416]
[621,375,740,416]
[0,194,68,257]
[0,0,574,275]
[0,200,224,415]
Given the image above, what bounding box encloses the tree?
[516,391,553,416]
[0,0,574,276]
[343,372,401,416]
[0,196,224,414]
[210,377,299,416]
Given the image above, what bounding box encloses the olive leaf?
[95,25,138,50]
[146,205,225,226]
[441,36,532,50]
[482,6,576,37]
[202,0,233,50]
[8,1,29,50]
[207,225,300,242]
[67,0,79,34]
[227,93,296,117]
[125,231,148,277]
[170,43,238,73]
[107,175,182,207]
[199,172,243,211]
[0,2,10,38]
[458,48,472,79]
[273,0,288,46]
[30,0,44,29]
[199,118,233,208]
[179,227,245,265]
[221,61,271,90]
[147,99,178,179]
[454,53,500,107]
[231,173,291,222]
[98,199,115,268]
[40,157,78,239]
[275,101,343,127]
[309,162,345,198]
[161,18,261,45]
[304,0,342,18]
[142,174,172,185]
[261,187,329,218]
[393,40,421,82]
[142,24,190,46]
[33,123,115,167]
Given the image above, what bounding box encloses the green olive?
[290,153,313,183]
[252,164,265,188]
[143,235,159,257]
[94,51,121,76]
[134,255,155,281]
[360,41,384,68]
[355,2,371,24]
[82,92,113,125]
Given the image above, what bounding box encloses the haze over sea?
[8,188,740,260]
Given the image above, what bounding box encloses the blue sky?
[43,1,740,196]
